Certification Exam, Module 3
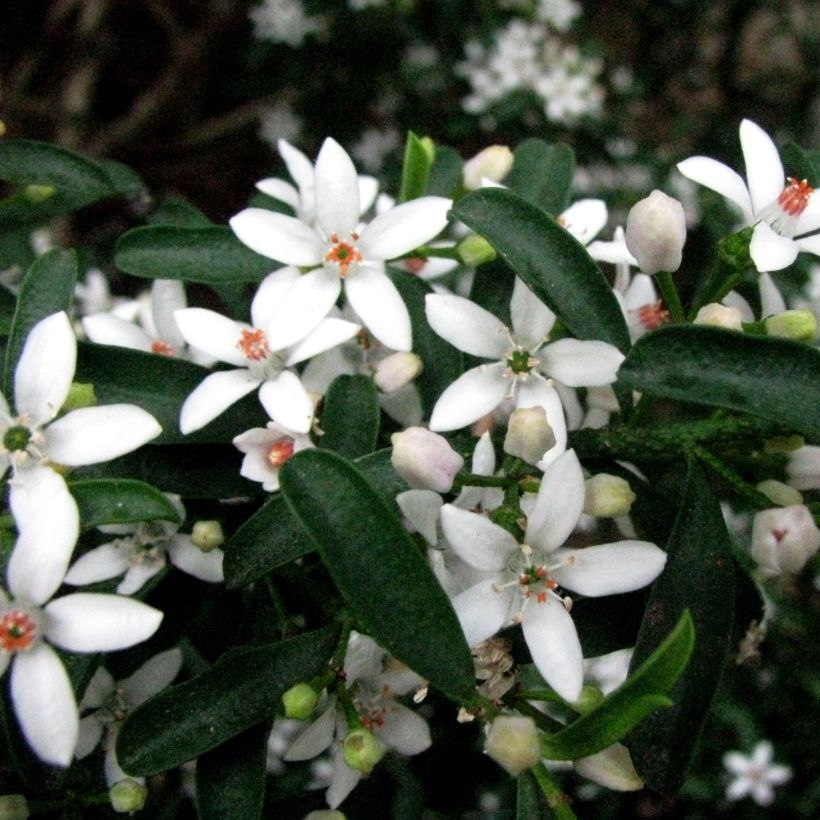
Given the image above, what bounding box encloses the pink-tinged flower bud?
[625,190,687,274]
[391,428,464,492]
[584,474,636,518]
[693,303,743,331]
[764,309,817,342]
[503,406,555,465]
[463,145,514,190]
[374,352,423,394]
[343,728,384,774]
[485,715,540,775]
[755,480,802,508]
[109,780,148,814]
[751,505,820,576]
[786,445,820,490]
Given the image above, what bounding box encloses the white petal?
[64,542,131,586]
[574,743,644,791]
[151,279,188,351]
[358,197,451,260]
[559,199,607,244]
[344,264,412,351]
[121,648,183,705]
[378,703,431,755]
[180,369,260,434]
[250,266,302,328]
[79,667,115,710]
[451,579,512,647]
[44,593,163,652]
[796,232,820,259]
[539,339,624,387]
[75,714,104,759]
[255,178,301,211]
[740,119,784,217]
[522,596,583,702]
[425,293,509,359]
[258,371,314,433]
[397,489,442,546]
[315,138,360,238]
[622,273,657,311]
[428,365,509,432]
[174,308,251,366]
[285,318,360,366]
[441,504,518,571]
[14,312,76,426]
[454,431,496,509]
[167,535,224,583]
[117,563,163,596]
[676,157,753,222]
[11,644,78,766]
[525,449,584,552]
[284,701,337,761]
[795,192,820,235]
[510,277,556,347]
[279,139,315,193]
[380,383,423,427]
[104,736,133,788]
[749,223,799,272]
[229,208,323,266]
[8,468,79,605]
[326,745,362,809]
[82,314,152,352]
[45,405,161,466]
[552,541,667,596]
[722,290,754,322]
[358,175,380,214]
[758,272,786,317]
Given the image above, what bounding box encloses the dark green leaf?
[4,249,78,395]
[453,188,631,353]
[69,479,182,528]
[115,226,274,283]
[628,461,735,792]
[427,145,464,198]
[781,143,819,187]
[469,258,514,325]
[147,197,213,228]
[505,140,575,214]
[280,449,475,702]
[97,159,145,198]
[320,374,380,459]
[539,611,694,761]
[517,771,552,820]
[399,131,434,202]
[117,627,337,776]
[619,325,820,442]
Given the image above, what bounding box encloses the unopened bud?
[0,795,29,820]
[693,303,743,331]
[342,728,384,774]
[463,145,514,190]
[191,520,224,552]
[625,190,687,274]
[457,234,496,267]
[484,715,540,775]
[109,780,147,814]
[763,310,817,342]
[374,352,422,393]
[584,474,636,518]
[786,445,820,490]
[282,683,319,719]
[574,685,605,715]
[756,480,802,508]
[750,505,820,576]
[61,382,97,413]
[574,743,644,792]
[304,812,347,820]
[503,406,555,465]
[24,184,56,203]
[391,427,464,493]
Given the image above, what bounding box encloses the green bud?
[584,474,636,518]
[717,226,753,271]
[24,185,56,203]
[61,382,97,413]
[304,812,347,820]
[574,685,605,715]
[763,310,817,342]
[418,136,436,165]
[342,728,384,774]
[0,795,29,820]
[457,235,496,267]
[191,520,224,553]
[485,715,540,775]
[756,479,802,508]
[282,683,319,719]
[109,780,147,814]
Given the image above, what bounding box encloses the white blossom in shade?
[257,103,303,150]
[0,501,163,766]
[249,0,322,47]
[677,119,820,272]
[425,279,624,466]
[786,445,820,490]
[64,494,224,594]
[230,138,450,352]
[440,449,666,702]
[750,505,820,577]
[351,127,400,173]
[75,649,183,785]
[175,266,359,434]
[74,269,142,321]
[723,741,792,805]
[233,421,313,492]
[536,0,582,31]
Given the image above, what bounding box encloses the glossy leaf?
[279,449,475,702]
[68,479,182,528]
[619,325,820,441]
[117,626,337,776]
[505,139,575,214]
[781,142,819,187]
[427,145,464,198]
[320,374,380,459]
[627,461,735,792]
[399,131,434,202]
[115,225,275,283]
[147,197,213,228]
[516,771,552,820]
[453,187,631,353]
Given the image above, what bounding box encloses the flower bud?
[756,480,802,508]
[282,683,319,719]
[625,190,687,274]
[24,184,56,203]
[191,520,225,553]
[763,310,817,342]
[463,145,514,190]
[584,474,636,518]
[374,352,423,394]
[391,427,464,493]
[786,445,820,490]
[61,382,97,413]
[109,780,148,814]
[484,715,540,775]
[693,303,743,331]
[457,234,497,267]
[574,685,605,715]
[750,505,820,577]
[0,795,29,820]
[342,728,384,774]
[304,812,347,820]
[574,743,644,792]
[503,406,555,465]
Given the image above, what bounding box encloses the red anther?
[267,437,295,468]
[547,579,558,590]
[536,592,547,603]
[777,178,813,218]
[535,566,547,578]
[0,610,37,653]
[772,528,788,544]
[150,340,175,356]
[404,257,427,274]
[237,328,270,361]
[636,302,670,331]
[325,232,363,278]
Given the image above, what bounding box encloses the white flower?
[677,119,820,271]
[750,505,820,577]
[786,445,820,490]
[723,741,792,805]
[625,190,687,274]
[440,449,666,702]
[230,137,452,352]
[249,0,322,47]
[233,421,313,492]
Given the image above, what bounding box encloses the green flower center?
[3,425,32,453]
[506,349,534,375]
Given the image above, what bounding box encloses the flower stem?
[530,762,577,820]
[655,270,686,323]
[692,446,773,510]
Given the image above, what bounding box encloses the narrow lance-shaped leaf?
[452,187,631,353]
[68,479,182,528]
[320,374,380,459]
[627,460,735,792]
[516,771,552,820]
[619,325,820,442]
[280,449,476,703]
[399,131,434,202]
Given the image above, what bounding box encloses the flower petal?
[758,272,786,317]
[428,364,509,432]
[285,701,337,761]
[749,223,799,272]
[525,449,584,553]
[75,714,104,760]
[676,157,753,222]
[151,279,188,351]
[740,119,784,217]
[441,504,518,570]
[344,264,412,351]
[425,293,509,359]
[167,535,224,583]
[250,266,302,328]
[378,702,431,755]
[558,199,607,245]
[451,579,512,647]
[180,369,260,434]
[315,137,360,237]
[258,370,314,433]
[64,542,131,586]
[174,308,251,366]
[255,178,301,211]
[82,314,153,352]
[510,277,556,347]
[327,745,362,809]
[229,208,323,266]
[539,339,624,387]
[285,317,360,366]
[279,139,314,194]
[358,197,451,260]
[121,648,183,705]
[397,489,442,546]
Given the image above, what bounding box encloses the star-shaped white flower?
[230,137,452,352]
[233,420,313,492]
[677,119,820,271]
[723,741,792,805]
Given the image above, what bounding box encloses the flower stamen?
[267,437,295,468]
[150,340,175,356]
[0,609,38,653]
[237,328,270,361]
[325,232,363,278]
